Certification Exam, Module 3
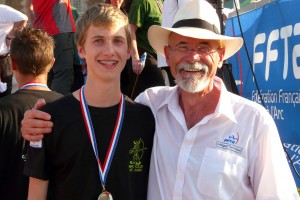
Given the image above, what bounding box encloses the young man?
[22,0,299,199]
[24,3,154,200]
[0,27,62,200]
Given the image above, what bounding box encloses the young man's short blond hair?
[10,27,54,76]
[76,3,131,49]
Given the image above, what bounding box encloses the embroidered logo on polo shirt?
[216,131,243,154]
[129,138,147,172]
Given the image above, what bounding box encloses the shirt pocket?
[197,148,247,199]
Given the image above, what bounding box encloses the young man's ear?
[45,58,55,73]
[127,47,131,60]
[77,45,86,59]
[11,57,17,70]
[50,58,55,69]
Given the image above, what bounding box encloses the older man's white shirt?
[135,77,299,200]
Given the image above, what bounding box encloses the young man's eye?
[114,39,124,45]
[94,39,104,44]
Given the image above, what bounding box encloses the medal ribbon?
[80,85,125,187]
[20,83,49,89]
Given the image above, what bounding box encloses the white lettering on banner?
[278,89,300,107]
[253,22,300,81]
[284,143,300,167]
[293,23,300,78]
[253,33,265,78]
[252,90,278,104]
[267,106,284,120]
[251,89,300,120]
[266,29,279,80]
[281,25,293,79]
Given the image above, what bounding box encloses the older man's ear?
[217,47,225,69]
[164,45,171,66]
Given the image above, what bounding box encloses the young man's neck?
[74,80,122,107]
[17,75,50,91]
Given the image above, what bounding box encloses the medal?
[98,192,112,200]
[80,86,125,199]
[98,185,113,200]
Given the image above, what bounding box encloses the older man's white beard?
[175,62,210,93]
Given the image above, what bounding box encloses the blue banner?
[226,0,300,187]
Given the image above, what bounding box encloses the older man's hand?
[21,99,53,141]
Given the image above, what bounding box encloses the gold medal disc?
[98,191,113,200]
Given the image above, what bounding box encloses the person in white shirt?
[21,0,299,199]
[0,4,27,97]
[139,0,299,199]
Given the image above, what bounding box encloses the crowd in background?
[1,0,169,99]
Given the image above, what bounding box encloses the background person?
[70,6,84,92]
[0,4,27,98]
[126,0,165,99]
[0,27,62,200]
[25,0,76,95]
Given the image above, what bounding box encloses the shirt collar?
[158,85,180,111]
[214,77,237,123]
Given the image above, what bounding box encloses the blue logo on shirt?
[216,131,243,154]
[223,132,239,144]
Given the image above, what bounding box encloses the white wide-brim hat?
[148,0,243,60]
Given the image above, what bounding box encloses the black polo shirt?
[24,94,155,200]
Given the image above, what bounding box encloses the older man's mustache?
[178,62,209,74]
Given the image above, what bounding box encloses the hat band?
[172,18,220,34]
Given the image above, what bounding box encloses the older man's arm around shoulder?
[21,99,53,141]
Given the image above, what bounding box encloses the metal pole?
[215,0,225,35]
[215,0,240,95]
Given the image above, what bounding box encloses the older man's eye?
[177,46,189,52]
[196,47,210,53]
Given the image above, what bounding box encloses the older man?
[136,0,299,199]
[21,0,299,199]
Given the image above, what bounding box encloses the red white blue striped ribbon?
[79,85,125,185]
